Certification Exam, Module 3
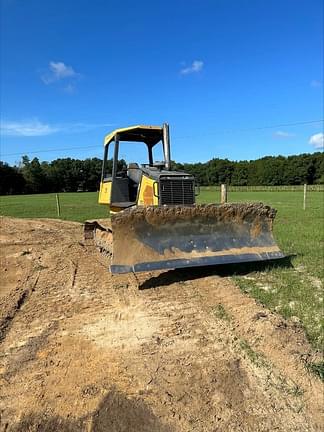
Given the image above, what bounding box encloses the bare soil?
[0,216,322,432]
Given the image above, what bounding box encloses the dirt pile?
[0,217,322,431]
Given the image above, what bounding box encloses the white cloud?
[180,60,204,75]
[61,122,113,133]
[274,130,296,138]
[0,119,114,137]
[0,119,59,136]
[310,79,322,88]
[309,132,324,149]
[41,61,80,84]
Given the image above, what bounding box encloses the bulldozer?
[85,123,284,274]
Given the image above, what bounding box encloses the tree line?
[0,152,323,195]
[173,152,324,187]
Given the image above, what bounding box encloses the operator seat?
[127,163,142,202]
[127,163,142,184]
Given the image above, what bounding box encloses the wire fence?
[202,184,324,192]
[0,186,323,221]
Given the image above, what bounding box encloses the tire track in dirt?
[0,270,40,342]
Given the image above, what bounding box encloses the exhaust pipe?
[163,123,171,170]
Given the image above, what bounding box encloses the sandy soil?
[0,216,323,431]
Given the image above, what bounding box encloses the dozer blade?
[110,204,284,274]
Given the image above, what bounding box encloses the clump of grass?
[272,374,305,398]
[212,303,231,321]
[306,361,324,382]
[239,338,267,367]
[286,383,305,397]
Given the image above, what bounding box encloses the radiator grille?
[159,177,195,205]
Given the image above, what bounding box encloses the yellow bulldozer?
[85,123,284,274]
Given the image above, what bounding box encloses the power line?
[173,119,324,139]
[1,118,323,157]
[1,145,102,157]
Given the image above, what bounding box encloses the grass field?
[1,189,323,351]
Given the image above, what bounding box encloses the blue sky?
[0,0,323,165]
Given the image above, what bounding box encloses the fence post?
[221,184,228,204]
[55,193,61,217]
[303,184,307,210]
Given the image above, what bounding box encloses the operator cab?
[100,124,171,210]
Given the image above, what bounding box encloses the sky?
[0,0,323,166]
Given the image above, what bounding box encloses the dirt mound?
[0,217,322,431]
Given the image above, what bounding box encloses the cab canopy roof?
[104,125,163,147]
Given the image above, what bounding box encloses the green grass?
[212,303,231,321]
[0,192,109,222]
[239,338,267,368]
[306,361,324,381]
[1,189,323,350]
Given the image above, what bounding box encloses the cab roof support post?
[112,134,119,179]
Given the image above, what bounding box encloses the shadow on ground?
[10,389,172,432]
[139,256,293,290]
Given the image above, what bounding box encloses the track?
[0,217,322,431]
